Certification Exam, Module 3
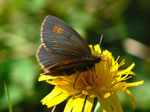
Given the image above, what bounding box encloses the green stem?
[4,82,13,112]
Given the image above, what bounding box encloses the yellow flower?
[38,44,144,112]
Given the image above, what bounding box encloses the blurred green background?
[0,0,150,112]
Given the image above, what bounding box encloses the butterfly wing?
[41,15,91,57]
[37,45,99,75]
[37,45,67,70]
[43,58,98,75]
[37,16,98,75]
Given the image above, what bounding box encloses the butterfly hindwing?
[37,45,98,75]
[37,45,67,70]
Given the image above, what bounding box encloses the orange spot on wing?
[53,26,63,34]
[52,40,58,42]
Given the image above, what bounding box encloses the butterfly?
[37,16,101,76]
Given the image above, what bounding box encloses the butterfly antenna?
[98,34,103,53]
[99,34,103,48]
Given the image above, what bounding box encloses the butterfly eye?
[53,26,63,34]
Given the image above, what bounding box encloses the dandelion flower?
[38,44,144,112]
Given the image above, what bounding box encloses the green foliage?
[0,0,150,112]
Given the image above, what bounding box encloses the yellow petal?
[64,97,74,112]
[108,93,123,112]
[57,85,79,95]
[97,95,113,112]
[125,80,144,87]
[72,95,86,112]
[89,44,100,56]
[46,79,69,85]
[94,44,101,54]
[89,45,93,51]
[117,63,135,76]
[46,93,69,108]
[89,45,96,56]
[46,80,64,85]
[83,96,94,112]
[95,61,107,79]
[124,89,136,108]
[38,75,56,81]
[128,71,136,76]
[41,87,62,105]
[41,86,69,108]
[102,50,112,59]
[104,92,111,98]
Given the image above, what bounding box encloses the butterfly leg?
[73,72,80,89]
[51,105,56,112]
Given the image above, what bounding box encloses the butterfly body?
[37,16,101,76]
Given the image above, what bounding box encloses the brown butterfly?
[37,16,101,76]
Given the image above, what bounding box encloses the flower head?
[38,44,144,112]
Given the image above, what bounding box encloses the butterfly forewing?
[41,16,91,57]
